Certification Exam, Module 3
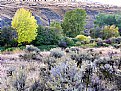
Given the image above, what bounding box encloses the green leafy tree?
[11,8,38,44]
[33,25,63,45]
[94,13,121,30]
[62,9,87,37]
[0,27,17,47]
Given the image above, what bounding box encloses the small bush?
[103,43,110,47]
[109,37,121,44]
[102,25,119,39]
[0,47,5,52]
[97,41,104,47]
[113,44,121,49]
[30,81,45,91]
[109,37,117,44]
[70,47,80,53]
[62,37,74,46]
[75,41,82,46]
[37,45,58,51]
[5,47,15,52]
[50,48,65,58]
[75,35,91,44]
[95,38,103,42]
[58,41,67,49]
[104,39,112,44]
[90,27,103,38]
[90,39,96,43]
[72,38,78,43]
[13,72,27,91]
[115,37,121,44]
[19,45,42,61]
[25,45,40,53]
[85,42,97,47]
[19,52,37,61]
[97,41,110,47]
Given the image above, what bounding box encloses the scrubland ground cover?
[0,46,121,90]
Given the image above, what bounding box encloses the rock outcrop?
[0,1,121,29]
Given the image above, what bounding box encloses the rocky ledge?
[0,1,121,29]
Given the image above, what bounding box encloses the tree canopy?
[94,13,121,29]
[62,9,87,37]
[12,8,38,43]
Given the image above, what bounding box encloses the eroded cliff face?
[0,1,121,29]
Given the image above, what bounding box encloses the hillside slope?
[0,1,121,29]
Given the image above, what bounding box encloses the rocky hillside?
[0,1,121,29]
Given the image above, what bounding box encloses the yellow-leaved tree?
[12,8,38,43]
[103,25,119,39]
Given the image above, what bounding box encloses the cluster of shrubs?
[0,8,87,51]
[60,13,121,48]
[96,37,121,48]
[3,47,121,90]
[75,35,91,44]
[87,13,121,48]
[90,25,119,40]
[1,25,121,51]
[0,25,63,50]
[1,9,121,51]
[89,24,121,48]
